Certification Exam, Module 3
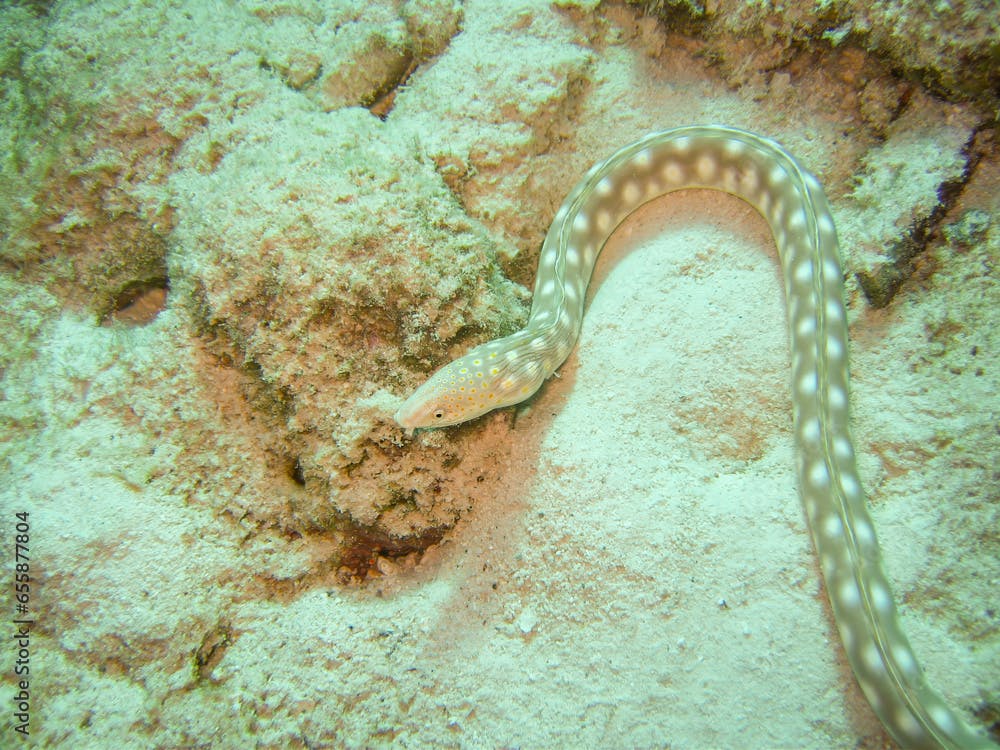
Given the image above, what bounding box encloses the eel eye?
[433,409,445,419]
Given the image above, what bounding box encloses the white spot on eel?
[394,125,995,750]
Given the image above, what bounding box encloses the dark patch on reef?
[856,125,993,308]
[193,623,237,683]
[337,523,448,583]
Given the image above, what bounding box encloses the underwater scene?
[1,1,998,747]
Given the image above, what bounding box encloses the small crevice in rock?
[367,54,419,120]
[103,277,169,326]
[193,623,236,684]
[287,456,307,487]
[856,123,993,308]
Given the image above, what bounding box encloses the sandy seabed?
[1,1,998,747]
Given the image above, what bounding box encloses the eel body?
[395,125,993,749]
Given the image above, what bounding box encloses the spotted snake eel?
[395,125,995,749]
